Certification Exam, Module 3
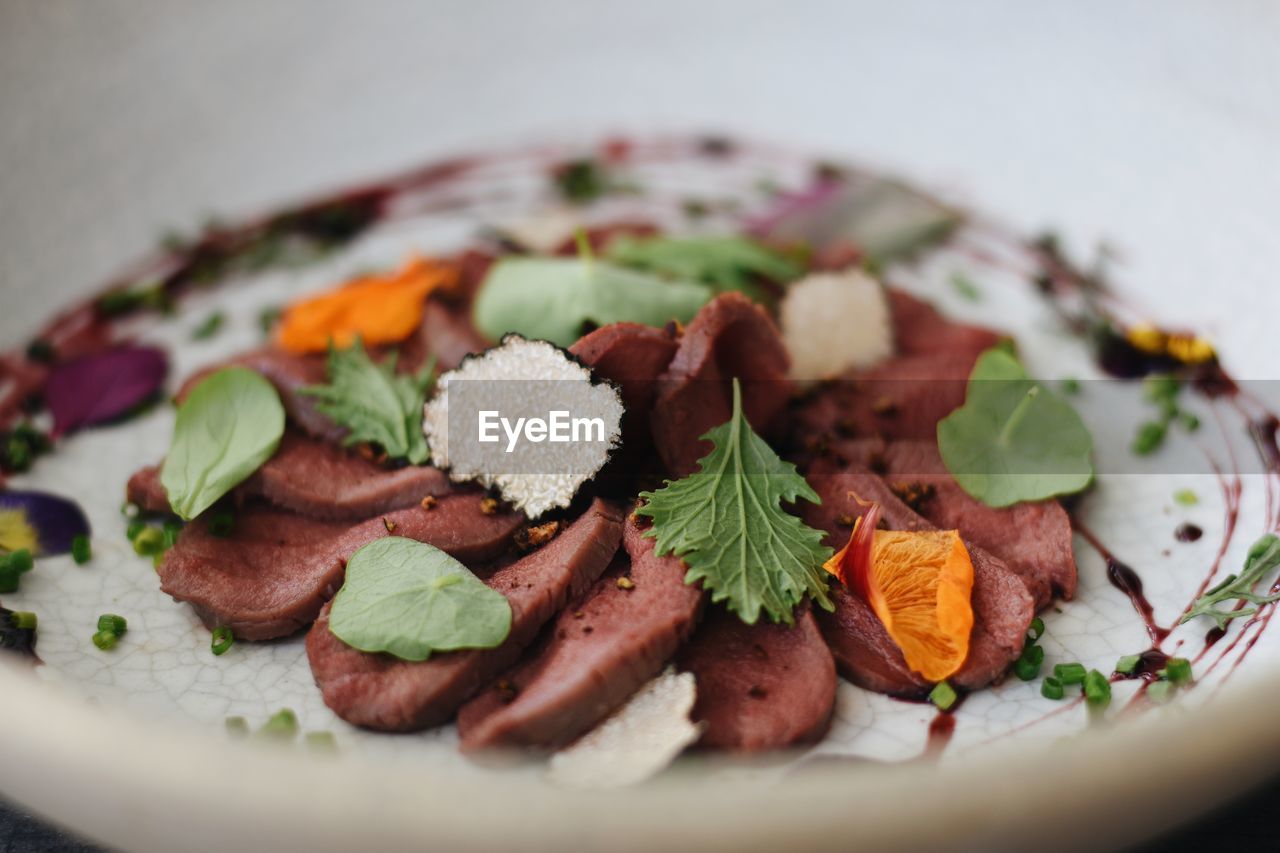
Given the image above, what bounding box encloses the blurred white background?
[2,1,1278,371]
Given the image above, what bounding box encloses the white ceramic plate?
[3,4,1280,851]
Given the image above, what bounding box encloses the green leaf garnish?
[605,235,803,302]
[636,379,833,625]
[299,342,433,464]
[1180,534,1280,630]
[473,257,712,348]
[160,367,285,520]
[937,348,1094,508]
[328,537,512,661]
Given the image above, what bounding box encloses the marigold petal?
[826,513,975,682]
[276,255,457,354]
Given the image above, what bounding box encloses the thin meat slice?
[126,431,452,520]
[789,290,1002,451]
[834,439,1076,608]
[801,457,1033,696]
[570,322,678,437]
[307,499,624,731]
[400,299,489,372]
[458,514,705,751]
[677,604,836,751]
[159,492,522,641]
[651,293,793,478]
[177,348,341,442]
[790,352,973,447]
[570,322,679,483]
[887,289,1003,360]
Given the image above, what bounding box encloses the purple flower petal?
[0,490,91,555]
[45,345,168,435]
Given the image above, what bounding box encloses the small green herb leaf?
[328,537,512,661]
[937,348,1094,507]
[473,257,712,348]
[636,379,833,625]
[1180,534,1280,630]
[160,368,285,520]
[299,342,433,464]
[605,235,802,301]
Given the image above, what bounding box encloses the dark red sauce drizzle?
[1175,522,1203,543]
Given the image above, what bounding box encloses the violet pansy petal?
[0,490,91,555]
[45,345,168,435]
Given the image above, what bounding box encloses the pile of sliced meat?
[128,278,1076,758]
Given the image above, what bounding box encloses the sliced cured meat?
[126,431,452,521]
[570,322,679,483]
[457,514,705,751]
[176,348,341,442]
[570,322,678,426]
[801,457,1033,696]
[159,492,522,641]
[306,499,624,732]
[677,604,835,751]
[887,289,1003,360]
[651,293,793,478]
[833,439,1076,608]
[400,299,489,372]
[790,352,973,447]
[789,290,1002,451]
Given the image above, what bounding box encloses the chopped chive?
[126,518,146,541]
[12,611,37,631]
[0,568,17,594]
[1173,489,1199,506]
[950,272,982,302]
[1114,654,1141,676]
[1027,617,1045,643]
[211,626,234,656]
[92,630,119,651]
[71,534,92,565]
[208,511,235,538]
[192,311,225,341]
[305,731,337,751]
[1014,644,1045,681]
[1083,670,1111,709]
[225,716,249,737]
[7,549,33,574]
[554,158,608,204]
[1060,377,1081,395]
[1131,421,1167,456]
[97,614,127,635]
[131,527,166,556]
[1160,657,1193,684]
[258,306,282,337]
[1179,412,1201,432]
[258,709,299,739]
[161,519,183,549]
[1146,681,1175,704]
[1053,662,1088,685]
[929,681,958,711]
[1041,676,1064,700]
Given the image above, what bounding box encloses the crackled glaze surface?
[4,143,1277,780]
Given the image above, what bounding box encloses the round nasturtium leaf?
[937,348,1094,508]
[160,367,286,520]
[328,537,512,662]
[472,256,712,348]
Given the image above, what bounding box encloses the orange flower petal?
[276,255,457,354]
[824,504,975,682]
